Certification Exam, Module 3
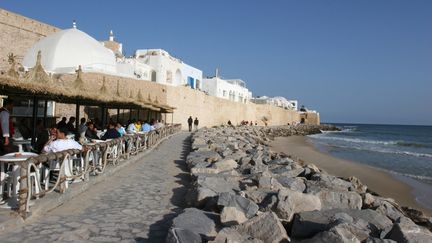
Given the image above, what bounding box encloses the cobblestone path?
[1,132,192,243]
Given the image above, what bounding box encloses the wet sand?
[270,136,432,215]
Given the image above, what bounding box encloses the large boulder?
[276,188,321,221]
[299,224,362,243]
[172,208,217,239]
[187,151,221,168]
[220,206,248,226]
[166,228,201,243]
[291,209,393,239]
[386,217,432,243]
[235,212,290,243]
[276,176,306,192]
[315,190,363,210]
[193,175,241,206]
[212,228,263,243]
[309,173,354,191]
[217,192,259,218]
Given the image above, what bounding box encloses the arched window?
[166,71,172,84]
[151,70,157,82]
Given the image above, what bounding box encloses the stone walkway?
[0,132,192,243]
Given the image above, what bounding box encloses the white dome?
[23,28,117,74]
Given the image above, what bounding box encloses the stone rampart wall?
[0,8,60,72]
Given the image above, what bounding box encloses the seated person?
[43,127,82,153]
[141,120,154,133]
[126,119,137,134]
[116,122,126,137]
[101,122,121,140]
[85,122,99,140]
[34,125,57,153]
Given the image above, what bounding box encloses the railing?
[16,124,182,218]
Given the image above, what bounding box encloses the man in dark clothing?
[57,117,67,129]
[34,125,57,153]
[101,122,120,140]
[66,117,76,134]
[187,116,193,132]
[194,117,199,131]
[85,122,99,140]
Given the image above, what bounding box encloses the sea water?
[308,123,432,208]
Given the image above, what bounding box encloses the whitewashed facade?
[134,49,202,89]
[23,27,203,89]
[202,77,252,103]
[251,96,298,110]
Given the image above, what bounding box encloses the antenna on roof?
[72,20,77,29]
[109,30,114,41]
[215,68,219,78]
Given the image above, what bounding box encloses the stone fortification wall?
[165,85,302,127]
[49,72,311,127]
[0,8,60,72]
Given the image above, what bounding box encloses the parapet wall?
[165,85,305,127]
[48,72,315,127]
[0,8,60,72]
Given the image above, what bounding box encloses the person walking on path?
[194,117,199,131]
[187,116,193,132]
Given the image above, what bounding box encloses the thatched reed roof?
[0,51,175,113]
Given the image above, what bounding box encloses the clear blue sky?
[2,1,431,125]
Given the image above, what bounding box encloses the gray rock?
[315,190,363,210]
[291,209,393,239]
[275,188,321,221]
[299,225,361,243]
[244,189,276,205]
[217,192,259,218]
[386,217,432,243]
[220,206,248,226]
[375,201,406,222]
[267,157,296,166]
[276,176,306,192]
[363,237,397,243]
[346,176,367,193]
[213,228,263,243]
[310,173,354,191]
[166,228,201,243]
[187,151,221,168]
[172,208,217,239]
[195,175,241,206]
[235,212,290,243]
[273,167,305,178]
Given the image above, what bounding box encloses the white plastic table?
[0,152,38,208]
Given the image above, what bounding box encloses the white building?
[23,24,203,89]
[251,96,298,110]
[134,49,203,89]
[202,77,252,103]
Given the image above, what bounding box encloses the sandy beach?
[270,136,432,215]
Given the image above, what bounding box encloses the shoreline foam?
[270,135,432,215]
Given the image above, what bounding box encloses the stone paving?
[0,132,192,243]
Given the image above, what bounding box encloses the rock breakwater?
[167,125,432,243]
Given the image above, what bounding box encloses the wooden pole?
[75,103,80,136]
[43,100,48,128]
[31,96,38,145]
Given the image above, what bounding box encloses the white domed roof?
[23,28,116,74]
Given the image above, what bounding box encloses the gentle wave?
[310,135,431,149]
[388,170,432,182]
[310,135,398,145]
[396,141,432,148]
[322,142,432,158]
